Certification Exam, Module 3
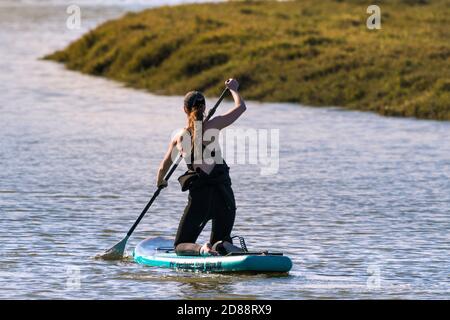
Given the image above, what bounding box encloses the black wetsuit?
[174,146,236,256]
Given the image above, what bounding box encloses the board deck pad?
[133,237,292,273]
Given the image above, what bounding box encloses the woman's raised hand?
[225,78,239,91]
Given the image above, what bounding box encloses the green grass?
[45,0,450,120]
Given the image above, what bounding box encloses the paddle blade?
[97,236,129,260]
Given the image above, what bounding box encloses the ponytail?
[187,106,204,146]
[183,91,206,163]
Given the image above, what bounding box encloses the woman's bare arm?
[206,79,246,131]
[156,138,177,188]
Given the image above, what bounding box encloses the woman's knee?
[175,243,201,256]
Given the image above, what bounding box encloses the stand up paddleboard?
[133,237,292,273]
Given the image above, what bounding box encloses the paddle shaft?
[126,88,229,237]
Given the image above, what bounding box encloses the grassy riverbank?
[45,0,450,120]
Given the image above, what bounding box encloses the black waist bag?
[178,164,231,192]
[178,170,199,192]
[178,165,235,212]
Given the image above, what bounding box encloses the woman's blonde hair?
[184,91,206,160]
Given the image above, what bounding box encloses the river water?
[0,1,449,299]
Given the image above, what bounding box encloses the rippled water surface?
[0,1,449,299]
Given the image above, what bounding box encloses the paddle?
[99,88,229,260]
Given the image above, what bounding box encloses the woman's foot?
[212,241,245,255]
[199,242,218,256]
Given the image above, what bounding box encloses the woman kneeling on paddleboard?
[156,79,246,256]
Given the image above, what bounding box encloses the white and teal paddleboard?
[133,237,292,273]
